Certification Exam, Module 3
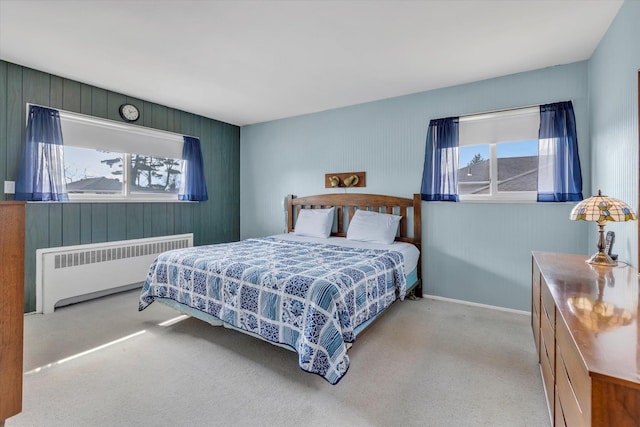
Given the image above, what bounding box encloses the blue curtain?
[178,136,208,201]
[537,101,583,202]
[420,117,460,202]
[15,105,68,201]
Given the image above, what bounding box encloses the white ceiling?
[0,0,623,126]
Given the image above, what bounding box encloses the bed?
[139,193,422,384]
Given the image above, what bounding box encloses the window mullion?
[123,153,130,197]
[489,144,498,195]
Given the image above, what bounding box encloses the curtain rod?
[26,103,200,140]
[459,100,572,122]
[459,104,539,122]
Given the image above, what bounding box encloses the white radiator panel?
[36,234,193,314]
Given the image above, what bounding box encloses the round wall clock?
[119,104,140,122]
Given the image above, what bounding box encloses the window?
[58,110,183,200]
[64,146,123,195]
[458,107,539,201]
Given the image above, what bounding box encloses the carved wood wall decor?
[324,172,366,188]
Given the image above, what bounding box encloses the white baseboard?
[424,294,530,316]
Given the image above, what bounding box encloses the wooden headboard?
[287,193,422,252]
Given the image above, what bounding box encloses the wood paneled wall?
[0,60,240,312]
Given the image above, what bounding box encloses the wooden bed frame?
[287,193,422,297]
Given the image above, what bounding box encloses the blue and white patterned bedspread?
[138,237,406,384]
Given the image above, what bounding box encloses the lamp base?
[586,251,617,267]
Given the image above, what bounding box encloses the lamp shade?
[569,190,636,223]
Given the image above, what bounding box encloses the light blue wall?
[589,0,640,268]
[241,62,591,311]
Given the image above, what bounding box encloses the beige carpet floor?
[7,290,549,427]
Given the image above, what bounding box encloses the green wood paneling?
[80,84,92,115]
[23,67,50,107]
[50,75,64,109]
[167,108,178,133]
[1,60,240,312]
[25,203,50,311]
[48,204,63,247]
[167,204,175,236]
[91,87,107,118]
[62,204,81,246]
[6,63,23,183]
[126,203,144,239]
[143,203,153,238]
[107,91,126,122]
[62,79,81,112]
[107,203,127,241]
[180,110,195,136]
[173,204,184,234]
[151,104,167,130]
[91,203,108,243]
[174,203,194,236]
[151,204,169,237]
[219,122,240,241]
[143,101,153,128]
[80,203,93,244]
[0,61,7,199]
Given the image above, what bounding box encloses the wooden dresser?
[532,251,640,426]
[0,202,25,426]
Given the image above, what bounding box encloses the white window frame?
[35,105,187,202]
[458,106,539,203]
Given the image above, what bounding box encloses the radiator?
[36,234,193,314]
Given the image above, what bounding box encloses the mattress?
[271,233,420,273]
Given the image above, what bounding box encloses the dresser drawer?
[532,308,541,359]
[532,259,541,307]
[556,317,591,426]
[541,277,555,323]
[540,332,555,418]
[556,349,589,426]
[555,385,567,427]
[540,302,555,367]
[531,260,541,356]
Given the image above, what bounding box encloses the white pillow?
[346,210,402,245]
[294,207,335,238]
